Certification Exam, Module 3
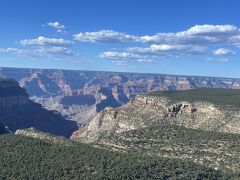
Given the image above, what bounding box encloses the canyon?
[1,67,240,129]
[1,71,240,176]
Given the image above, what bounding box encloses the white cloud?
[0,47,46,58]
[0,48,26,56]
[47,22,65,29]
[20,36,74,47]
[213,48,236,56]
[75,25,240,61]
[229,35,240,47]
[100,51,155,62]
[0,46,76,58]
[100,44,209,63]
[42,47,76,56]
[73,30,138,43]
[185,24,238,36]
[57,29,67,34]
[3,24,240,63]
[73,25,240,46]
[128,44,209,56]
[2,35,76,59]
[139,24,240,45]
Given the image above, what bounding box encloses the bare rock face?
[73,94,240,143]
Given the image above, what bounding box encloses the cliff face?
[1,67,240,127]
[0,77,77,137]
[73,90,240,142]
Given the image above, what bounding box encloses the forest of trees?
[0,134,236,179]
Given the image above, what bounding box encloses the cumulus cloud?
[38,47,76,56]
[100,44,209,62]
[73,25,240,46]
[128,44,209,56]
[75,25,239,62]
[139,25,240,45]
[20,36,74,47]
[3,24,240,63]
[0,46,76,58]
[100,51,155,62]
[0,48,27,56]
[186,24,237,35]
[73,30,138,43]
[0,47,47,58]
[46,22,65,29]
[213,48,236,56]
[2,36,76,59]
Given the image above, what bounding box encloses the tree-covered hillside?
[0,134,235,179]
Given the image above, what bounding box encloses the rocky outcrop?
[0,77,78,137]
[72,93,240,142]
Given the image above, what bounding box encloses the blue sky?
[0,0,240,78]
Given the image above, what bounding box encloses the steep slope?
[1,67,240,126]
[0,77,77,137]
[0,133,235,179]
